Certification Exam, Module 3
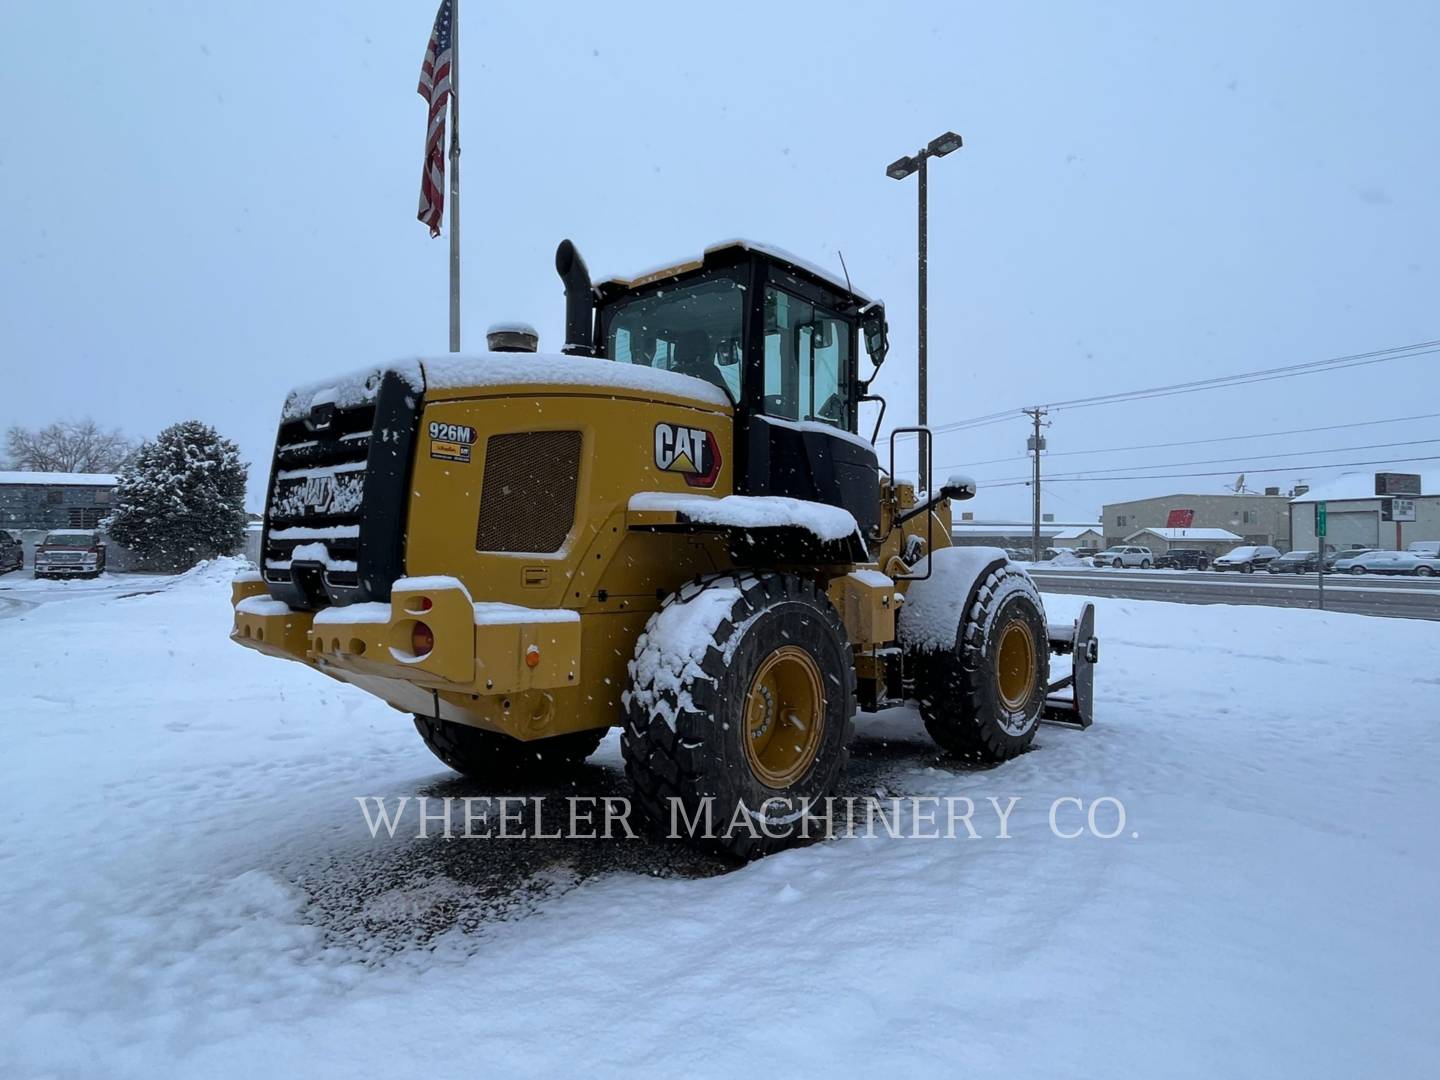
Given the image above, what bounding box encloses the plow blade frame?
[1042,601,1097,729]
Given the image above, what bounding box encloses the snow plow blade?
[1042,602,1097,729]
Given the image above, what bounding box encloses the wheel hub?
[996,619,1037,712]
[744,645,824,787]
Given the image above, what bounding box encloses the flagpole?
[447,0,461,353]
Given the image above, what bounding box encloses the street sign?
[1316,501,1327,537]
[1393,498,1416,523]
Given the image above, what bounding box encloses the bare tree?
[4,418,136,473]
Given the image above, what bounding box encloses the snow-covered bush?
[106,421,248,571]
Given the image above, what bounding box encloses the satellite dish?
[1234,473,1246,493]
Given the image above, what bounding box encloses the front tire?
[912,563,1050,763]
[1351,565,1367,575]
[412,715,604,782]
[621,572,856,859]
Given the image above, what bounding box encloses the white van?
[1407,540,1440,557]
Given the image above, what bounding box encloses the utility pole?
[1025,407,1048,562]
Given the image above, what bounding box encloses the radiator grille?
[475,431,582,553]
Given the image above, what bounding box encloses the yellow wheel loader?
[232,240,1097,858]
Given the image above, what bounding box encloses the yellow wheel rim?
[996,620,1037,710]
[743,645,825,788]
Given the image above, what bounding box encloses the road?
[1030,567,1440,621]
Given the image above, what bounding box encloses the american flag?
[417,0,454,237]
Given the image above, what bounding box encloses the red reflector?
[411,622,434,656]
[417,597,433,612]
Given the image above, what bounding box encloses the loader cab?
[591,241,886,539]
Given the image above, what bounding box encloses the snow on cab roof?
[1290,468,1437,503]
[597,239,873,302]
[0,471,117,487]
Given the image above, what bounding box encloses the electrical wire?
[934,410,1440,473]
[972,437,1440,485]
[977,453,1440,488]
[904,339,1440,439]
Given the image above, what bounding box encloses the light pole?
[886,130,962,487]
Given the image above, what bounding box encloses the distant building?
[0,471,117,531]
[950,519,1102,551]
[1289,470,1438,552]
[1100,493,1291,550]
[1123,527,1243,557]
[1051,525,1104,549]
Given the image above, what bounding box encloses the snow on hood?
[280,352,732,424]
[281,362,423,422]
[420,352,732,408]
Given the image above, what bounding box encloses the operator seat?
[670,329,717,385]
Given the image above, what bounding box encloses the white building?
[1289,470,1439,552]
[1123,527,1243,556]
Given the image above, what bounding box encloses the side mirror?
[940,474,976,502]
[862,306,888,372]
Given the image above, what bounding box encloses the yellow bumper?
[230,576,581,697]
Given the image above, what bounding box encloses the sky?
[2,0,1438,519]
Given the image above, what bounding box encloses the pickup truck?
[33,529,107,579]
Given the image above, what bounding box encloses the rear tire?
[412,715,604,782]
[1140,559,1151,569]
[621,572,856,859]
[912,563,1050,763]
[1416,565,1435,577]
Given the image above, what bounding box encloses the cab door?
[737,282,880,539]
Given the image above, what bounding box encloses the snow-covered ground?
[2,563,1437,1077]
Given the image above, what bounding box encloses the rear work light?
[411,622,434,656]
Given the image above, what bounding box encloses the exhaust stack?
[555,239,595,357]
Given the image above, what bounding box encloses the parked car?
[1153,547,1210,570]
[33,529,107,579]
[1267,550,1321,574]
[1333,550,1437,577]
[1407,540,1440,557]
[1212,545,1281,573]
[0,529,23,575]
[1092,545,1153,569]
[1324,546,1374,571]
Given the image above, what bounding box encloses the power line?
[972,437,1440,485]
[912,338,1440,439]
[935,409,1440,473]
[1041,340,1440,413]
[978,453,1440,489]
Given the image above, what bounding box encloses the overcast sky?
[3,1,1437,519]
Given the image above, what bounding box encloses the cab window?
[603,274,745,401]
[761,287,851,427]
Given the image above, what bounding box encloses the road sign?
[1381,498,1418,522]
[1316,501,1327,537]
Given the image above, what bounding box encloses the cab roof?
[596,239,875,306]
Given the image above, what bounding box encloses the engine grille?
[475,431,582,554]
[261,369,421,609]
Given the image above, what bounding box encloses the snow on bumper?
[230,574,581,695]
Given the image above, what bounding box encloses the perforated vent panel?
[475,430,582,553]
